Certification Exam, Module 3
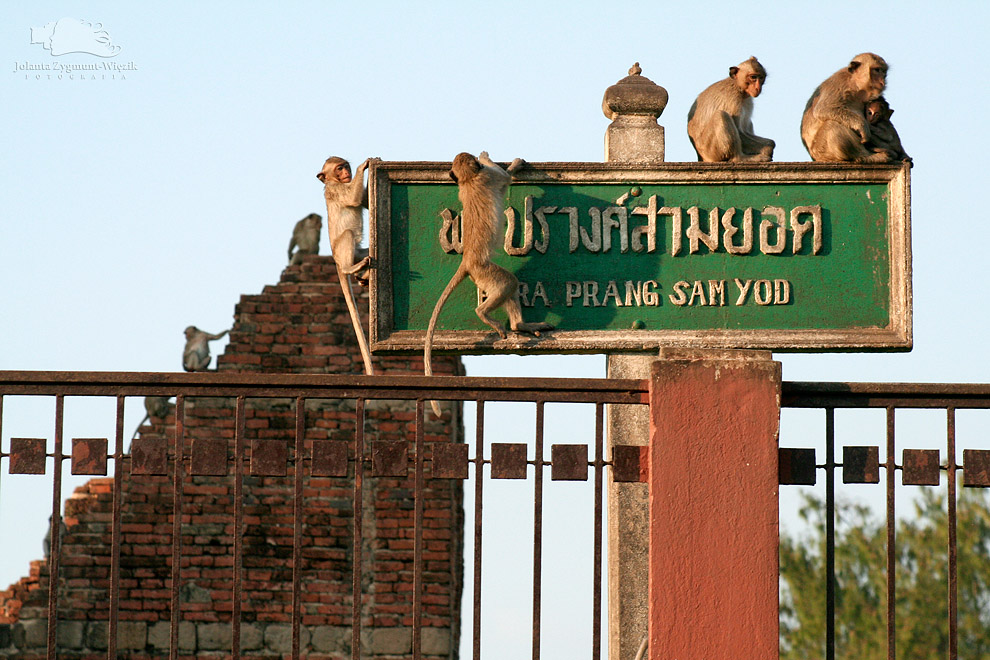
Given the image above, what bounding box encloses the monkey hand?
[479,151,490,160]
[855,122,871,144]
[358,158,371,171]
[507,158,527,175]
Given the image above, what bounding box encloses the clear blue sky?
[2,1,989,656]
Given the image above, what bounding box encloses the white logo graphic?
[30,18,121,57]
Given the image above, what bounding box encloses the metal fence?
[0,373,988,660]
[0,371,645,660]
[781,382,990,660]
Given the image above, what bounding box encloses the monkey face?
[744,73,764,97]
[849,53,887,101]
[317,157,351,184]
[732,59,767,98]
[333,163,352,183]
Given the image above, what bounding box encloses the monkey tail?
[130,414,151,442]
[340,274,375,376]
[425,266,468,418]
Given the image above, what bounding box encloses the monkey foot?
[513,323,554,338]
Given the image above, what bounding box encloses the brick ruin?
[0,255,464,659]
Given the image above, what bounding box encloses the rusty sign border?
[369,161,911,354]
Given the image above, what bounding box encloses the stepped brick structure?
[0,255,464,659]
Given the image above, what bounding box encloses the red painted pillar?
[648,350,780,660]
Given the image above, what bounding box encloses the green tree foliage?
[780,488,990,659]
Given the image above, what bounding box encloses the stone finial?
[602,62,668,121]
[602,63,667,164]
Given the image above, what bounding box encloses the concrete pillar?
[647,349,780,660]
[602,63,667,660]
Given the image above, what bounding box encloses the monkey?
[42,515,68,559]
[287,213,323,265]
[687,56,775,163]
[317,155,378,376]
[801,53,892,163]
[182,326,229,372]
[424,152,553,417]
[130,396,171,440]
[864,96,910,162]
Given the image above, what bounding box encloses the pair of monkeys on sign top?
[690,52,909,163]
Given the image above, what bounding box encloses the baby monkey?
[865,97,910,162]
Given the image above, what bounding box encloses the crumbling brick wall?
[0,255,463,659]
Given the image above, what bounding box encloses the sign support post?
[601,63,666,660]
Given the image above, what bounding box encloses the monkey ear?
[729,66,739,77]
[317,172,326,183]
[449,170,458,183]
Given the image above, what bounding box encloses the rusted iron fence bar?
[471,400,485,660]
[351,398,366,660]
[591,403,604,660]
[946,407,958,660]
[782,381,990,408]
[46,395,63,660]
[413,400,425,660]
[531,401,545,660]
[109,396,125,660]
[885,407,896,660]
[169,395,184,660]
[232,396,246,660]
[824,407,836,660]
[291,396,305,659]
[0,372,649,403]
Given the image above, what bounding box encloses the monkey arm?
[287,236,297,261]
[343,161,369,207]
[813,91,871,141]
[206,330,229,341]
[478,152,511,185]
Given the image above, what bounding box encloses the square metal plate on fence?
[779,448,817,485]
[131,437,168,475]
[251,439,287,476]
[372,441,408,477]
[843,446,880,484]
[9,438,47,475]
[491,443,528,479]
[72,438,108,476]
[963,449,990,487]
[312,440,349,477]
[902,449,940,486]
[432,443,469,479]
[191,438,228,476]
[551,444,589,481]
[611,445,648,483]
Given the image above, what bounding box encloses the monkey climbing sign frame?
[368,161,911,354]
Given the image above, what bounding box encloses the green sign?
[369,162,911,354]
